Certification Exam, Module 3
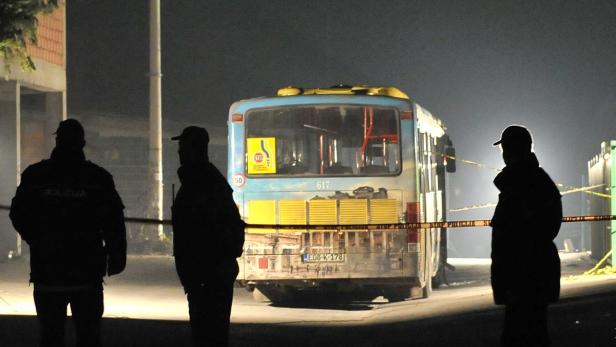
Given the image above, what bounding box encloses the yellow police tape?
[564,250,616,279]
[0,204,614,230]
[444,154,501,172]
[443,152,610,213]
[450,184,606,212]
[5,203,614,277]
[450,184,609,212]
[237,215,616,231]
[557,183,610,199]
[582,250,615,276]
[444,154,611,200]
[450,203,497,212]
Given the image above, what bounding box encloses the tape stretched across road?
[443,153,611,200]
[239,214,616,231]
[0,204,614,230]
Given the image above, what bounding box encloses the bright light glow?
[415,104,445,138]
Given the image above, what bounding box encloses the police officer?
[10,119,126,347]
[491,125,562,346]
[171,126,245,347]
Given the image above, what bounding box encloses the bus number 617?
[316,180,330,190]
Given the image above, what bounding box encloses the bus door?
[417,130,443,278]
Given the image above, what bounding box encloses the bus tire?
[385,286,411,302]
[431,266,445,288]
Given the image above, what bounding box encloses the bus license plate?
[303,253,346,263]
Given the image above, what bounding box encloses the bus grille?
[370,199,399,224]
[279,200,307,225]
[339,199,368,225]
[308,200,337,225]
[247,200,276,234]
[244,198,401,233]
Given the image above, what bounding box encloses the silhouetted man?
[490,125,562,346]
[171,126,245,347]
[10,119,126,347]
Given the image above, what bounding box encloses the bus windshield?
[245,105,400,177]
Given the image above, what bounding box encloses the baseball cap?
[171,126,209,146]
[54,119,85,143]
[493,125,532,146]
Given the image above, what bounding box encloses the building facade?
[587,141,616,263]
[0,2,67,259]
[76,112,227,254]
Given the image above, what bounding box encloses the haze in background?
[66,0,616,256]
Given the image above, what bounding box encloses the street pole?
[149,0,163,239]
[610,141,615,265]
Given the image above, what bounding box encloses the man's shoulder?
[206,163,232,193]
[206,162,225,177]
[21,159,53,180]
[535,167,560,196]
[24,159,51,171]
[23,159,111,177]
[83,161,114,181]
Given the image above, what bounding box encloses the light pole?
[149,0,163,239]
[610,141,615,265]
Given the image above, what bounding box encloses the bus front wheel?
[385,286,411,302]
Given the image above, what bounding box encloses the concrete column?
[0,81,20,260]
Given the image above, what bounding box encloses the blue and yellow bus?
[227,85,455,303]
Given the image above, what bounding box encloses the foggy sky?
[67,1,616,255]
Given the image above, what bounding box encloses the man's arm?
[101,173,127,276]
[9,168,36,244]
[229,201,245,258]
[219,189,245,258]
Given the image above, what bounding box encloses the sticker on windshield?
[247,137,276,174]
[232,173,246,187]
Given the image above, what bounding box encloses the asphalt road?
[1,253,615,346]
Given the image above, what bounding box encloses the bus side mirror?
[445,147,456,173]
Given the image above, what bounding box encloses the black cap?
[54,119,85,143]
[171,126,209,146]
[493,125,532,146]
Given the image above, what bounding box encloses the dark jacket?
[9,148,127,286]
[172,162,245,289]
[490,153,562,305]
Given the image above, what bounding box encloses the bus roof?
[229,95,411,116]
[229,85,412,116]
[228,85,447,137]
[277,85,410,100]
